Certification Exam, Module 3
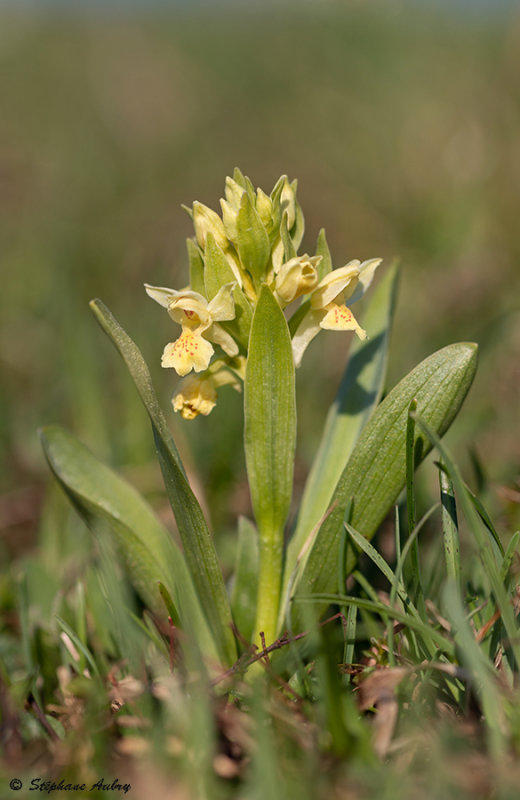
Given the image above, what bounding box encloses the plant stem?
[253,527,283,647]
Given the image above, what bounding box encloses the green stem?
[253,527,283,647]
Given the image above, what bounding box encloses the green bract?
[41,170,478,669]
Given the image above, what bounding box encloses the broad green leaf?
[40,425,218,661]
[245,286,296,643]
[89,300,236,665]
[204,233,252,350]
[230,517,259,643]
[284,263,398,595]
[288,341,478,631]
[236,193,270,283]
[187,238,206,297]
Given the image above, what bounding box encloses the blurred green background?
[1,1,519,556]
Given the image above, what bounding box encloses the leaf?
[280,212,297,262]
[284,263,398,595]
[89,300,236,665]
[40,425,218,661]
[204,233,252,350]
[314,228,332,281]
[230,517,259,643]
[236,192,270,283]
[187,238,206,297]
[244,286,296,642]
[289,341,478,631]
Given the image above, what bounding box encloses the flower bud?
[274,254,321,305]
[192,201,229,251]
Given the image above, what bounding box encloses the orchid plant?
[41,170,478,672]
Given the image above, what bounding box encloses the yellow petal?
[320,303,367,339]
[310,261,360,309]
[292,309,325,367]
[347,258,382,306]
[207,282,237,322]
[161,331,214,376]
[208,322,239,357]
[144,284,177,308]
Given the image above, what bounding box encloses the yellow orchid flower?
[172,357,246,420]
[145,282,238,377]
[273,254,321,306]
[292,258,382,367]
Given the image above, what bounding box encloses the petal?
[144,284,177,308]
[291,309,325,367]
[161,331,214,376]
[347,258,382,306]
[207,282,236,322]
[310,261,360,309]
[320,303,367,340]
[208,322,239,357]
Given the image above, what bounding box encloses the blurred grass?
[1,2,519,545]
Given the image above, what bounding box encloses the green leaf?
[55,615,101,680]
[89,300,236,665]
[314,228,332,280]
[236,193,270,283]
[204,233,252,350]
[232,166,247,189]
[40,425,218,661]
[413,413,520,671]
[280,212,297,262]
[230,517,259,643]
[441,581,506,757]
[295,593,455,657]
[187,238,206,297]
[289,181,305,251]
[244,286,296,643]
[284,263,398,593]
[289,341,478,631]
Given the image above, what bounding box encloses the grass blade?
[413,412,520,670]
[439,460,461,585]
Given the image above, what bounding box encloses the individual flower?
[145,282,238,376]
[292,258,382,367]
[273,254,321,306]
[172,375,217,420]
[172,357,246,420]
